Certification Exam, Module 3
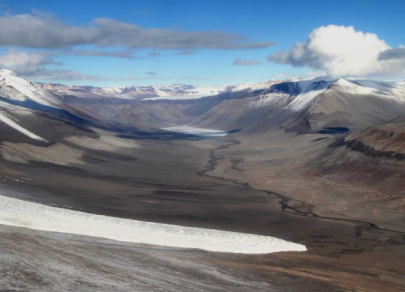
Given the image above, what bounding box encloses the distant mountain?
[187,77,405,133]
[38,82,226,101]
[2,69,405,136]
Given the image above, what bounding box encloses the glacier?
[0,195,306,254]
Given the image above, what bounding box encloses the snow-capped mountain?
[249,76,405,112]
[38,82,226,101]
[2,69,405,136]
[188,76,405,133]
[0,69,61,108]
[223,78,303,93]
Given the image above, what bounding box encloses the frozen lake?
[161,125,229,137]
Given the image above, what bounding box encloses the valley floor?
[1,127,405,291]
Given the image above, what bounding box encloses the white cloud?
[0,12,274,50]
[303,70,326,77]
[0,49,105,81]
[268,25,405,76]
[0,49,54,75]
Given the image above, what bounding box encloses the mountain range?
[3,68,405,135]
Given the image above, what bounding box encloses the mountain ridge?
[2,69,405,136]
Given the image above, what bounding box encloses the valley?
[0,70,405,291]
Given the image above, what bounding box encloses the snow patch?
[0,111,46,141]
[333,78,405,102]
[286,79,336,111]
[0,195,307,254]
[225,78,304,93]
[249,92,290,108]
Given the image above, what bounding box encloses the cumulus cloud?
[232,58,263,66]
[0,50,105,81]
[0,49,55,75]
[268,25,405,76]
[0,12,274,50]
[378,47,405,61]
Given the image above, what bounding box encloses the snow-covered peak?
[286,77,405,111]
[0,69,61,108]
[0,69,16,76]
[224,78,304,93]
[284,78,337,111]
[332,78,405,99]
[250,76,405,113]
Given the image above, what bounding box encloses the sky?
[0,0,404,87]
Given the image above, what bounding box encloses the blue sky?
[0,0,404,86]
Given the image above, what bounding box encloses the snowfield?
[162,125,229,137]
[0,195,306,254]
